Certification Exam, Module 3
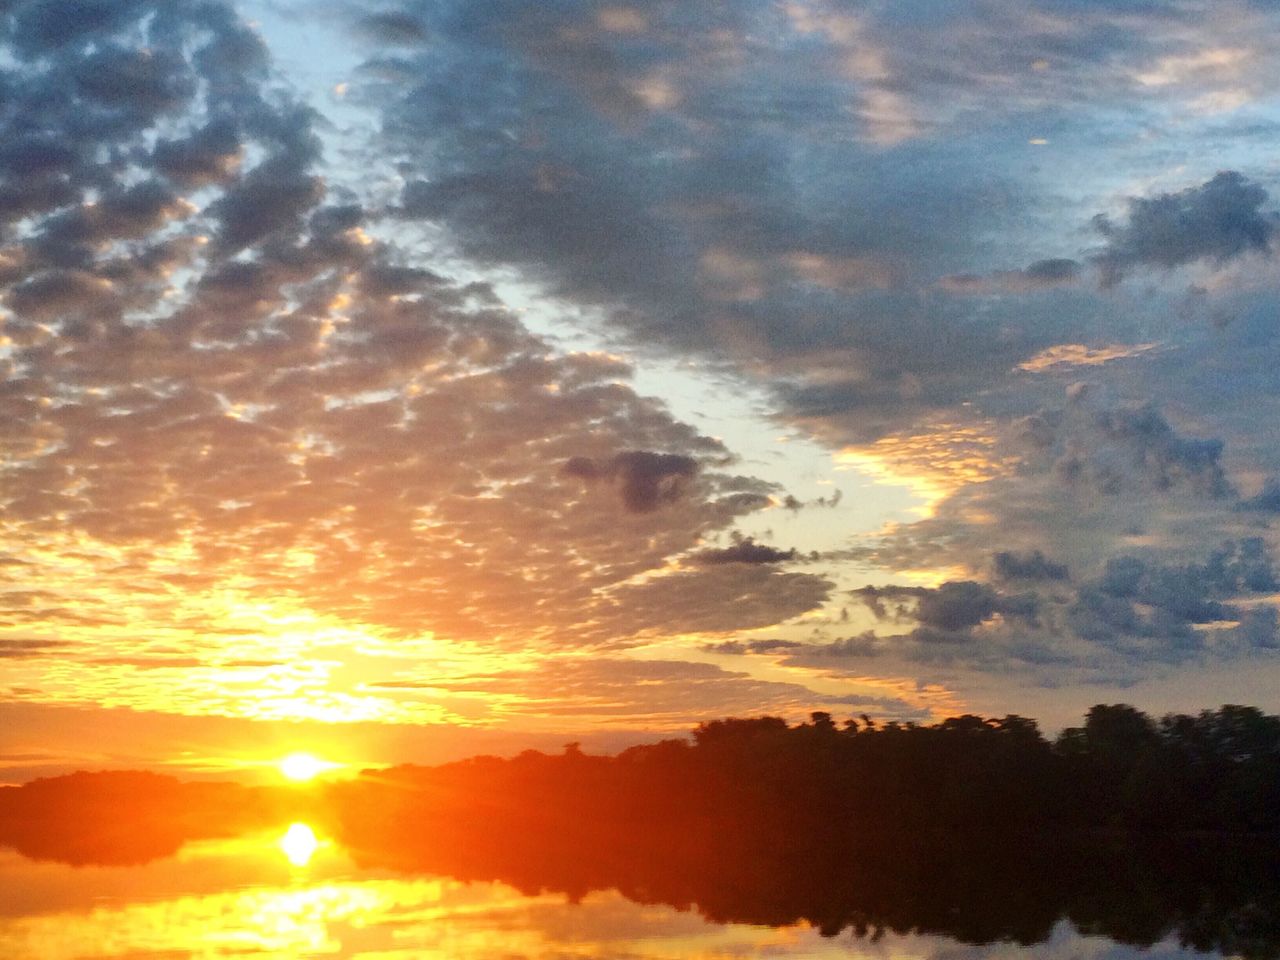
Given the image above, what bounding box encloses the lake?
[0,819,1268,960]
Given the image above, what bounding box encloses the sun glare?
[279,752,339,782]
[279,822,321,867]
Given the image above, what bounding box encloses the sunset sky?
[5,0,1280,781]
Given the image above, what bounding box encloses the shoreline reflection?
[0,838,1258,960]
[1,814,1278,960]
[1,768,1278,960]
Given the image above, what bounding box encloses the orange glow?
[1018,342,1158,371]
[835,424,1013,517]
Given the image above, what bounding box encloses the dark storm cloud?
[358,263,444,298]
[854,581,1039,634]
[993,550,1070,582]
[1227,607,1280,650]
[852,582,1004,633]
[565,450,700,513]
[837,538,1280,684]
[205,102,325,254]
[919,582,1007,632]
[693,537,799,566]
[1064,539,1278,660]
[367,0,1115,447]
[1093,172,1277,287]
[1018,402,1231,499]
[350,0,1280,459]
[1106,538,1276,605]
[29,182,190,271]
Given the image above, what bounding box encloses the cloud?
[5,0,1280,726]
[367,0,1113,448]
[344,0,1280,527]
[1240,477,1280,512]
[1017,402,1231,500]
[152,119,243,187]
[1017,342,1158,373]
[75,46,195,113]
[10,0,152,56]
[88,656,204,669]
[702,638,806,655]
[598,564,832,639]
[1093,172,1276,286]
[803,633,883,658]
[1062,539,1278,663]
[853,581,1039,636]
[0,639,68,659]
[940,259,1083,294]
[917,582,1003,632]
[565,451,701,513]
[0,0,824,678]
[355,11,431,46]
[693,537,800,565]
[840,538,1280,684]
[208,135,324,253]
[993,551,1070,582]
[403,657,923,728]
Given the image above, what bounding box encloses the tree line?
[329,703,1280,842]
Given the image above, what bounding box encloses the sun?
[278,752,339,782]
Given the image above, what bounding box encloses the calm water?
[0,822,1242,960]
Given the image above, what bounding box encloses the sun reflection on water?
[279,822,321,867]
[0,833,903,960]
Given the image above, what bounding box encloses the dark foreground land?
[3,704,1280,956]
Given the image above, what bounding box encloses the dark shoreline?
[4,704,1280,956]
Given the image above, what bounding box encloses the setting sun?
[278,753,339,782]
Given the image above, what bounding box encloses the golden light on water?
[279,823,321,867]
[279,752,339,782]
[0,857,839,960]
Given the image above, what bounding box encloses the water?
[0,820,1261,960]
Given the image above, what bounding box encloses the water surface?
[0,821,1260,960]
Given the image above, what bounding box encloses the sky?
[5,0,1280,781]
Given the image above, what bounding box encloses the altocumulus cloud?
[0,0,829,672]
[6,0,1280,724]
